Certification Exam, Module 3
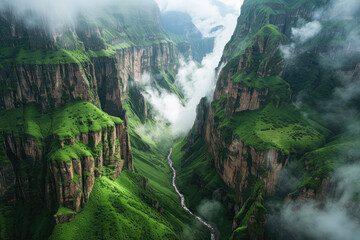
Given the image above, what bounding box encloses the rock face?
[0,63,99,109]
[198,24,289,203]
[92,41,177,116]
[48,124,132,213]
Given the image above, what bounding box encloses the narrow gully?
[167,148,216,240]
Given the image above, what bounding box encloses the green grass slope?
[50,171,197,240]
[0,101,122,143]
[219,103,325,154]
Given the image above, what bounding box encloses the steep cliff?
[181,0,360,239]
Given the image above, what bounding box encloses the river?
[167,148,216,240]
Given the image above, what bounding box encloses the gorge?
[0,0,359,239]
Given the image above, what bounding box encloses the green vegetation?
[219,103,325,154]
[79,0,175,58]
[290,134,360,195]
[0,101,122,143]
[171,138,237,240]
[0,0,177,67]
[51,101,122,141]
[224,24,286,80]
[0,46,91,67]
[87,42,134,58]
[221,0,326,61]
[48,142,92,163]
[230,181,266,240]
[149,70,185,104]
[232,72,290,102]
[55,207,76,216]
[122,94,210,239]
[50,171,202,240]
[0,201,54,240]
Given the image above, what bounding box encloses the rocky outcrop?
[213,71,272,118]
[50,123,132,213]
[201,39,289,202]
[114,42,177,87]
[92,42,177,119]
[205,100,289,202]
[2,134,43,202]
[288,177,330,203]
[54,213,76,225]
[188,97,209,144]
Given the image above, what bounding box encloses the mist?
[141,1,239,135]
[155,0,243,36]
[0,0,119,31]
[270,0,360,239]
[281,20,322,59]
[282,0,360,60]
[268,163,360,240]
[197,199,225,223]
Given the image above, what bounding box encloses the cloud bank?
[268,162,360,240]
[141,0,239,134]
[282,0,360,60]
[281,20,322,59]
[0,0,118,31]
[271,1,360,239]
[155,0,242,36]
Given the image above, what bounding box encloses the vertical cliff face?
[0,63,99,109]
[202,23,294,203]
[92,42,177,116]
[187,0,341,238]
[0,11,100,110]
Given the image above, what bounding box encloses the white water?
[167,148,216,240]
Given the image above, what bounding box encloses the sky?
[155,0,243,36]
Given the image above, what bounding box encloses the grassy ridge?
[0,46,91,67]
[50,171,187,240]
[218,103,325,154]
[0,101,122,144]
[231,181,266,240]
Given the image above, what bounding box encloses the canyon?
[0,0,359,239]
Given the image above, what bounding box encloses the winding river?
[167,148,216,240]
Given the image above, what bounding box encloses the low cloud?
[0,0,117,31]
[268,163,360,240]
[140,8,238,135]
[271,0,360,239]
[155,0,241,36]
[292,21,322,43]
[270,201,360,240]
[197,199,224,223]
[281,20,322,60]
